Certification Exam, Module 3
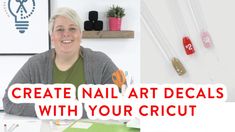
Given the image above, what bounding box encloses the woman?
[2,7,118,117]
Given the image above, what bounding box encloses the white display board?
[0,0,49,54]
[0,0,50,109]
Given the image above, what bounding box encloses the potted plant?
[107,5,125,31]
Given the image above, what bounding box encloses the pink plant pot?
[109,17,122,31]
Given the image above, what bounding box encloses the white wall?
[0,56,31,109]
[51,0,141,83]
[0,0,49,109]
[141,0,235,101]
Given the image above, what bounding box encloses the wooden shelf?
[82,30,134,39]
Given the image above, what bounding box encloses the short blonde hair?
[49,7,82,35]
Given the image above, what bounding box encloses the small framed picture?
[0,0,50,55]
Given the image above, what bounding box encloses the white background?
[0,56,30,109]
[141,0,235,101]
[141,103,235,132]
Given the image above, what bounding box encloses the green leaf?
[107,5,125,18]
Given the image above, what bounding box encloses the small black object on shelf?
[94,21,103,31]
[84,11,103,31]
[89,11,98,22]
[84,21,93,31]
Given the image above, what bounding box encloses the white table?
[0,112,139,132]
[0,112,70,132]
